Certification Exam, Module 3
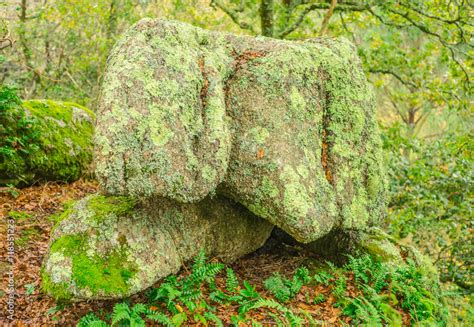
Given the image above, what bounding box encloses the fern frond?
[294,267,311,284]
[77,312,107,327]
[313,294,326,305]
[147,312,172,326]
[226,268,239,293]
[203,311,224,327]
[131,303,147,315]
[193,250,207,268]
[111,302,131,325]
[264,274,291,302]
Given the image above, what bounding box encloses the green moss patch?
[41,268,73,302]
[86,195,136,222]
[47,234,138,298]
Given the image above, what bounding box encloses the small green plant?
[7,210,31,221]
[25,283,35,296]
[263,267,310,302]
[111,303,147,326]
[0,86,40,184]
[77,251,447,326]
[313,270,334,286]
[339,254,447,325]
[313,293,326,304]
[77,312,107,327]
[4,184,20,198]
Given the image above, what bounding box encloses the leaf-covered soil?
[0,181,406,325]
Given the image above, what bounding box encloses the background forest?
[1,0,472,324]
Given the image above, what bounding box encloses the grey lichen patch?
[42,193,272,301]
[96,19,387,243]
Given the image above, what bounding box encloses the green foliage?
[249,298,303,326]
[0,89,94,186]
[3,0,237,105]
[263,267,310,302]
[77,312,107,327]
[383,124,473,292]
[339,254,447,325]
[77,251,448,326]
[225,267,239,293]
[212,0,471,136]
[111,303,147,327]
[0,86,40,184]
[313,270,334,286]
[313,294,325,305]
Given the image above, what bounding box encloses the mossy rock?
[96,19,387,243]
[0,99,94,186]
[41,193,272,301]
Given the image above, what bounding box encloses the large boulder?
[95,19,386,243]
[0,99,94,186]
[41,194,272,300]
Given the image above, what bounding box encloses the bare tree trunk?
[106,0,119,47]
[18,0,41,97]
[407,108,416,137]
[260,0,274,37]
[19,0,31,63]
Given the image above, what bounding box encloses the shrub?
[383,124,473,292]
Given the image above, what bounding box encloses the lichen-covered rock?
[0,99,94,186]
[95,19,386,243]
[41,194,272,301]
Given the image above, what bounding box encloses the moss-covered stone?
[41,193,273,301]
[0,99,94,186]
[96,19,386,243]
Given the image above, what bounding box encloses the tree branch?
[368,68,417,89]
[319,0,337,36]
[210,0,256,34]
[0,22,14,50]
[387,7,471,85]
[277,1,366,38]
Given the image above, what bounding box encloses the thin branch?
[388,7,471,85]
[399,1,471,26]
[386,92,409,125]
[368,68,417,89]
[210,0,256,34]
[338,12,356,43]
[278,2,366,38]
[0,24,14,50]
[319,0,337,36]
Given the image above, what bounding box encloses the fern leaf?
[111,302,131,326]
[147,312,172,326]
[226,268,239,293]
[203,311,224,327]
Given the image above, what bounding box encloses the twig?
[319,0,337,35]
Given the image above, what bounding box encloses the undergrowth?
[0,85,40,184]
[76,251,447,326]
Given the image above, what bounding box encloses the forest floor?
[1,180,407,326]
